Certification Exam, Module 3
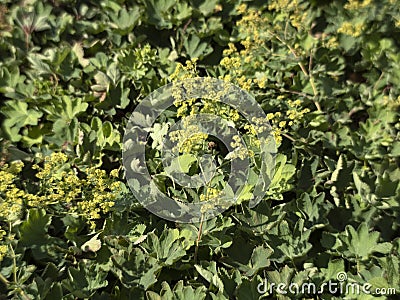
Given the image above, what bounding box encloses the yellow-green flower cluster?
[173,97,197,118]
[220,57,242,69]
[1,153,123,230]
[200,187,222,202]
[71,167,120,222]
[34,152,68,180]
[323,36,339,49]
[217,2,314,147]
[0,226,7,262]
[32,153,123,229]
[267,0,309,30]
[217,6,271,91]
[236,76,253,91]
[170,77,244,154]
[223,1,307,90]
[254,75,268,89]
[170,60,202,118]
[169,58,198,82]
[344,0,372,10]
[236,5,264,45]
[241,117,271,149]
[169,125,208,154]
[265,99,310,144]
[0,161,27,221]
[228,135,254,160]
[338,21,365,37]
[200,99,241,122]
[222,43,237,56]
[219,41,256,90]
[286,99,310,123]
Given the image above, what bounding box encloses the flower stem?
[194,213,204,264]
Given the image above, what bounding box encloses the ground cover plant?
[0,0,399,299]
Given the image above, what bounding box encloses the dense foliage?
[0,0,399,299]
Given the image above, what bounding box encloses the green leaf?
[2,101,43,142]
[144,228,192,266]
[62,262,108,298]
[148,281,207,300]
[368,277,389,290]
[165,153,198,174]
[109,7,140,35]
[236,276,264,300]
[111,248,160,289]
[330,154,354,192]
[268,154,295,190]
[19,209,65,261]
[198,0,218,16]
[44,283,63,300]
[183,35,212,59]
[322,259,345,281]
[339,223,390,260]
[276,219,312,260]
[27,53,53,76]
[106,62,121,85]
[294,192,332,228]
[144,0,176,28]
[267,265,294,288]
[353,172,372,202]
[19,209,51,245]
[220,244,272,276]
[195,262,224,292]
[245,246,273,276]
[196,216,234,251]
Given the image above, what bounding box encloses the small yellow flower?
[0,244,7,262]
[229,109,240,121]
[256,77,267,89]
[241,38,252,50]
[214,4,223,12]
[110,169,119,177]
[237,3,247,14]
[223,43,237,56]
[244,124,257,135]
[244,56,252,63]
